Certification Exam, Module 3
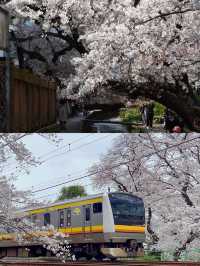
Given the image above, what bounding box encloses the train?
[0,192,145,260]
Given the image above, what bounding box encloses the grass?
[134,252,161,262]
[142,253,161,261]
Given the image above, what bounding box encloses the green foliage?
[131,126,146,133]
[120,102,165,125]
[57,185,87,201]
[153,102,165,117]
[120,107,142,123]
[142,254,161,261]
[134,253,161,262]
[140,251,161,261]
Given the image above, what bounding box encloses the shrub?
[143,251,161,261]
[120,107,142,123]
[154,102,165,117]
[120,102,165,125]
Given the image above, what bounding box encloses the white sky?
[9,133,120,202]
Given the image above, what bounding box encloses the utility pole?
[0,7,10,132]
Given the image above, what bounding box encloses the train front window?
[109,193,145,225]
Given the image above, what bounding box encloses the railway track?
[0,259,200,266]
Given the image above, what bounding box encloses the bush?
[143,251,161,261]
[120,102,165,125]
[154,102,165,117]
[120,107,142,123]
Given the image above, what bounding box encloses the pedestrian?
[140,101,155,129]
[163,108,184,132]
[163,109,175,132]
[147,101,155,128]
[140,104,147,127]
[172,126,182,133]
[58,98,68,130]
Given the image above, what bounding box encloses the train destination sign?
[0,7,9,50]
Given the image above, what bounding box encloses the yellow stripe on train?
[58,225,103,234]
[115,225,145,233]
[0,225,104,240]
[28,197,103,215]
[0,225,145,241]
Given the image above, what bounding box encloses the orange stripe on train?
[115,225,145,233]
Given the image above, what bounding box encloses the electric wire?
[39,134,114,163]
[35,182,95,200]
[2,134,114,176]
[30,135,200,194]
[37,133,93,160]
[22,134,115,191]
[2,134,199,202]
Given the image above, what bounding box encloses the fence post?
[0,7,10,132]
[5,48,10,132]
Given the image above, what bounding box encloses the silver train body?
[0,192,145,259]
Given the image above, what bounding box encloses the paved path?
[61,113,84,133]
[56,111,165,133]
[131,124,165,133]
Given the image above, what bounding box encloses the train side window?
[44,213,50,226]
[59,210,64,227]
[85,207,90,221]
[66,209,71,227]
[32,215,37,223]
[93,203,102,213]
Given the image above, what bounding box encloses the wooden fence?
[9,65,57,132]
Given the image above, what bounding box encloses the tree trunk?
[173,232,197,260]
[146,207,159,243]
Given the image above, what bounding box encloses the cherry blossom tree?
[0,133,39,232]
[2,0,200,130]
[0,134,70,260]
[89,133,200,261]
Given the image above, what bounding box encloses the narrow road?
[61,113,84,133]
[57,110,165,133]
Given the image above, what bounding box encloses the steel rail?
[1,259,200,266]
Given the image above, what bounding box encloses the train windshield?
[109,193,145,225]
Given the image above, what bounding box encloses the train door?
[83,205,92,234]
[66,208,72,233]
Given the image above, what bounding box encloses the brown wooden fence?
[9,65,57,132]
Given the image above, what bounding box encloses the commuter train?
[0,192,145,260]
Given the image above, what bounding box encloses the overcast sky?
[8,134,120,202]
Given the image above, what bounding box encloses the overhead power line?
[38,133,93,159]
[3,134,114,176]
[35,182,94,200]
[40,134,113,163]
[23,168,87,191]
[30,135,200,194]
[22,134,115,191]
[2,134,93,174]
[32,173,96,193]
